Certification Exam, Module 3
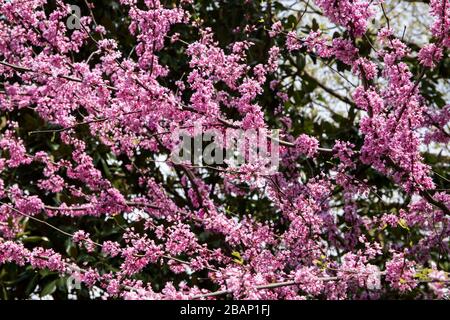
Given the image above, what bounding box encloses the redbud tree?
[0,0,449,300]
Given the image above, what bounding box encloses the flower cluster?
[0,0,448,300]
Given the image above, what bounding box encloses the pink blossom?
[269,21,283,38]
[286,32,302,52]
[385,253,417,292]
[315,0,376,36]
[0,0,448,301]
[352,58,378,80]
[418,44,443,68]
[294,134,319,157]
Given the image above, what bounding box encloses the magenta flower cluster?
[0,0,449,300]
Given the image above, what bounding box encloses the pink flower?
[418,44,443,68]
[0,0,448,301]
[352,58,378,80]
[294,267,325,296]
[385,253,417,292]
[102,241,121,257]
[294,134,319,158]
[286,32,302,51]
[315,0,376,36]
[304,31,332,58]
[269,21,283,38]
[15,196,44,216]
[73,230,89,243]
[332,38,359,64]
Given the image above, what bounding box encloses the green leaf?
[65,241,78,258]
[22,236,49,244]
[101,158,112,179]
[312,19,319,31]
[398,219,410,231]
[40,280,57,297]
[1,285,8,300]
[296,54,305,71]
[25,274,39,297]
[231,251,244,265]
